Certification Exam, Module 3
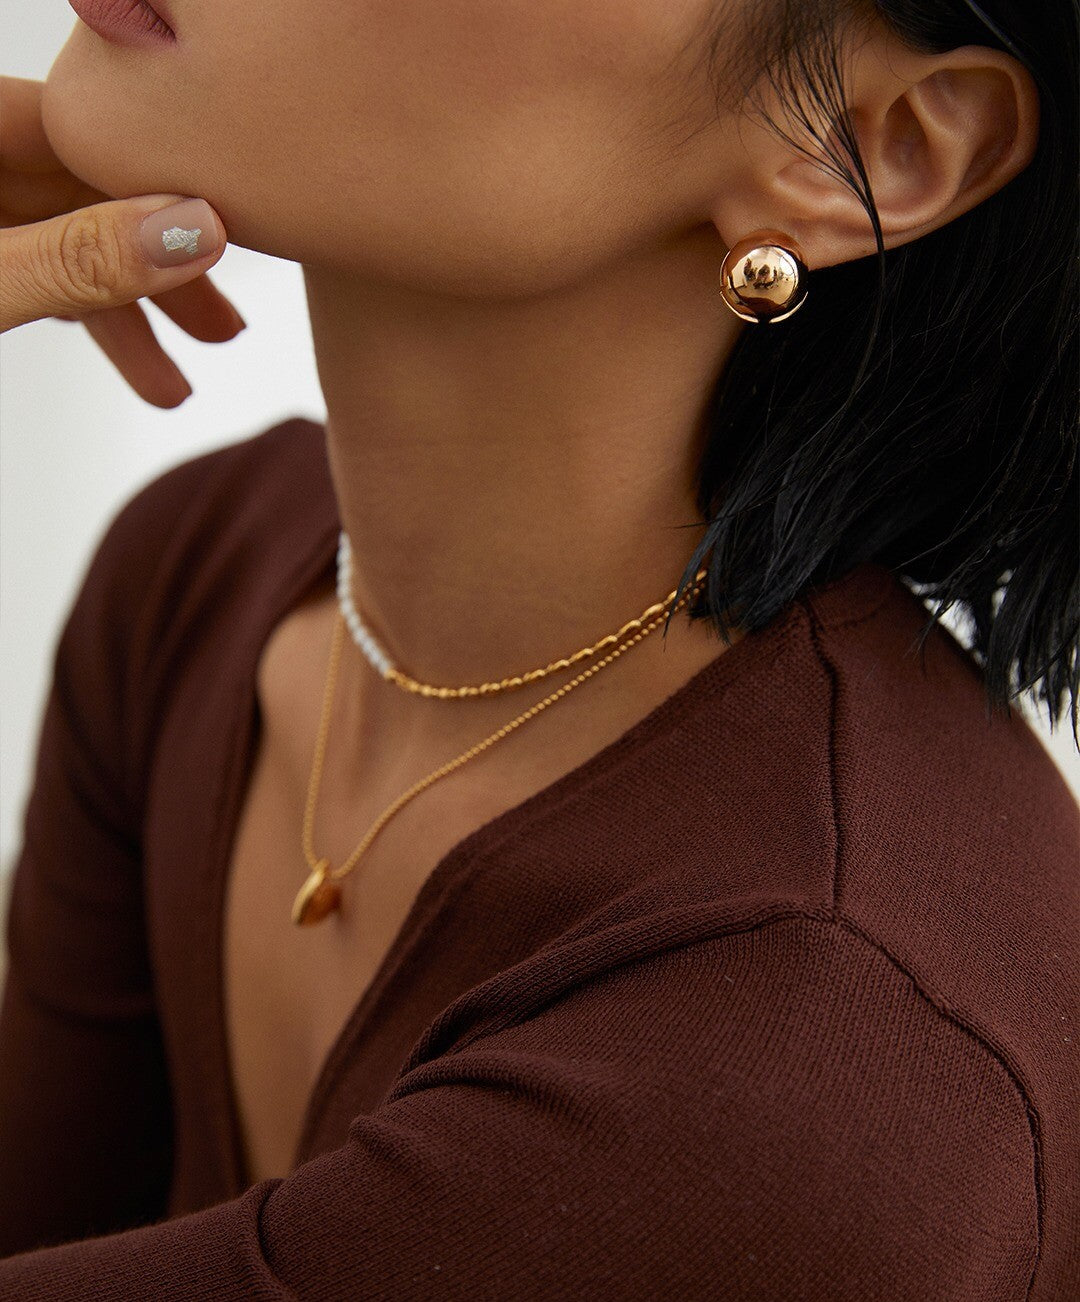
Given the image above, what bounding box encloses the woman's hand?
[0,74,246,407]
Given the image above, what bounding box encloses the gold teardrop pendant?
[291,858,343,927]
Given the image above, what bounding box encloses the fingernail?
[140,198,223,270]
[225,306,247,334]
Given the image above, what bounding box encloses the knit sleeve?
[0,913,1039,1300]
[0,482,175,1256]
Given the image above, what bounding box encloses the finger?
[1,162,105,227]
[148,273,246,343]
[0,193,227,332]
[80,301,194,409]
[0,77,59,174]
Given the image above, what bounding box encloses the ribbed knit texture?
[0,416,1076,1300]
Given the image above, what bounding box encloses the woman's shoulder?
[79,412,334,655]
[798,569,1077,1233]
[101,413,333,574]
[53,413,337,792]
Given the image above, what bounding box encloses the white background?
[2,5,1078,957]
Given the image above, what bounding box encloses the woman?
[0,0,1076,1297]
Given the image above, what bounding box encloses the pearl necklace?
[335,530,393,678]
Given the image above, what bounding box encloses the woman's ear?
[719,18,1041,271]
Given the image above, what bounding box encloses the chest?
[219,586,561,1187]
[221,717,499,1187]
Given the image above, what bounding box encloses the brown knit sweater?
[0,416,1076,1300]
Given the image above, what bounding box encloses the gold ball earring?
[719,229,809,323]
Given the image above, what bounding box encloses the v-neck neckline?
[206,494,833,1198]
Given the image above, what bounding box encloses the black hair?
[667,0,1079,748]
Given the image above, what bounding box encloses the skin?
[37,0,1040,794]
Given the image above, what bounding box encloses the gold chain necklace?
[291,565,708,925]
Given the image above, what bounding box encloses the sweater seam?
[802,601,846,912]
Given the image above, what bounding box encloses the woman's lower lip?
[67,0,176,50]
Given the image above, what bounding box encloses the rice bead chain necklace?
[291,530,708,926]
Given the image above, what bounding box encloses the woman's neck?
[302,221,743,695]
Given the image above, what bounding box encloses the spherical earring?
[719,229,809,323]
